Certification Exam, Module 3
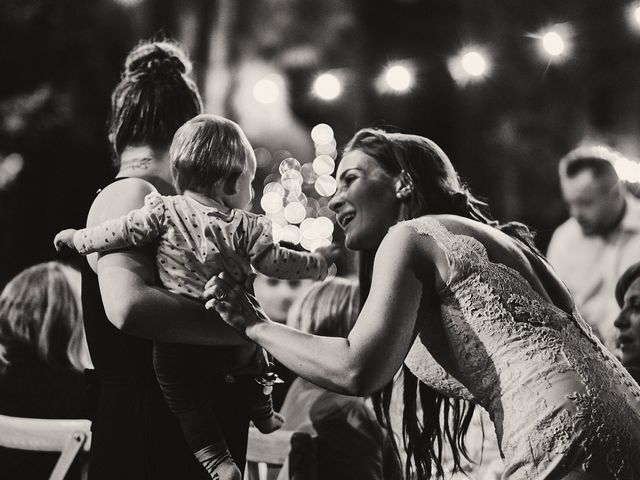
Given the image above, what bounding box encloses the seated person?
[614,261,640,382]
[253,264,317,410]
[0,262,91,479]
[277,277,402,480]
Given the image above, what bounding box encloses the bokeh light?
[313,73,342,100]
[253,75,282,104]
[263,182,285,197]
[301,163,318,184]
[315,139,337,156]
[281,225,302,245]
[448,47,491,85]
[311,124,334,144]
[614,156,640,183]
[315,175,337,197]
[534,24,573,62]
[284,202,306,224]
[286,191,308,206]
[312,216,334,238]
[312,155,335,176]
[461,51,488,77]
[541,31,565,57]
[627,3,640,32]
[261,191,283,214]
[300,218,317,239]
[278,157,301,175]
[384,64,413,92]
[310,238,331,251]
[281,169,304,189]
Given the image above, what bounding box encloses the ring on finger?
[215,290,227,301]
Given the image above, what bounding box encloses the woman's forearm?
[113,285,247,346]
[247,321,365,395]
[98,253,247,346]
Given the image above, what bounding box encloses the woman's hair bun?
[124,40,191,79]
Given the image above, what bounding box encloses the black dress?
[0,357,88,480]
[81,179,252,480]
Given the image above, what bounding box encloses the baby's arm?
[244,212,340,281]
[55,192,166,255]
[253,243,339,281]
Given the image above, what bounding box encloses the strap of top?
[394,216,487,288]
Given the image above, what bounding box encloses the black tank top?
[81,177,155,382]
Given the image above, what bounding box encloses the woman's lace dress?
[400,216,640,479]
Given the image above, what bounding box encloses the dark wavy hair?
[343,128,536,479]
[108,39,203,164]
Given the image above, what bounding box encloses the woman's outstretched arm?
[206,225,435,395]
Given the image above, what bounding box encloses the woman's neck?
[117,145,174,194]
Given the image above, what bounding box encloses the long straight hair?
[0,262,88,373]
[345,128,536,479]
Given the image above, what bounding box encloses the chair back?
[245,426,316,480]
[0,414,91,480]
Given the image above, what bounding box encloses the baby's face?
[229,150,256,210]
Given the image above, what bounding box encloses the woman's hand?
[204,271,271,337]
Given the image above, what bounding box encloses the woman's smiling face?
[329,149,401,251]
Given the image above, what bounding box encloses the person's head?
[332,129,484,479]
[109,39,203,164]
[254,266,316,325]
[614,262,640,368]
[170,114,256,209]
[287,277,359,337]
[329,128,488,252]
[558,145,626,236]
[0,262,90,373]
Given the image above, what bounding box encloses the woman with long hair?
[206,128,640,479]
[0,261,90,479]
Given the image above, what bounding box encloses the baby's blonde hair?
[170,113,253,197]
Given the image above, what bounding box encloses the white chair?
[245,426,316,480]
[0,414,91,480]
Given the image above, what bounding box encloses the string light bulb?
[313,73,342,101]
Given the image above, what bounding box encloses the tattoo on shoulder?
[120,156,152,171]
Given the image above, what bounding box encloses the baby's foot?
[206,455,241,480]
[253,411,285,434]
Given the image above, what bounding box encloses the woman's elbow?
[340,367,379,397]
[103,294,139,332]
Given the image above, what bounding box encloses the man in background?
[547,145,640,351]
[614,262,640,382]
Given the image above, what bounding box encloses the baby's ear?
[222,170,242,196]
[222,177,239,196]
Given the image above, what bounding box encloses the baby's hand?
[314,242,341,265]
[53,229,78,252]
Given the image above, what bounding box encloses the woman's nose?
[328,192,344,212]
[614,310,630,329]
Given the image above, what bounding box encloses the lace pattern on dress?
[394,215,640,479]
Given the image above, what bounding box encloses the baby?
[55,114,339,480]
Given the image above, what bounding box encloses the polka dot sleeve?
[72,192,167,255]
[240,213,327,281]
[244,212,277,262]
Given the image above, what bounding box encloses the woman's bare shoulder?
[87,177,156,226]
